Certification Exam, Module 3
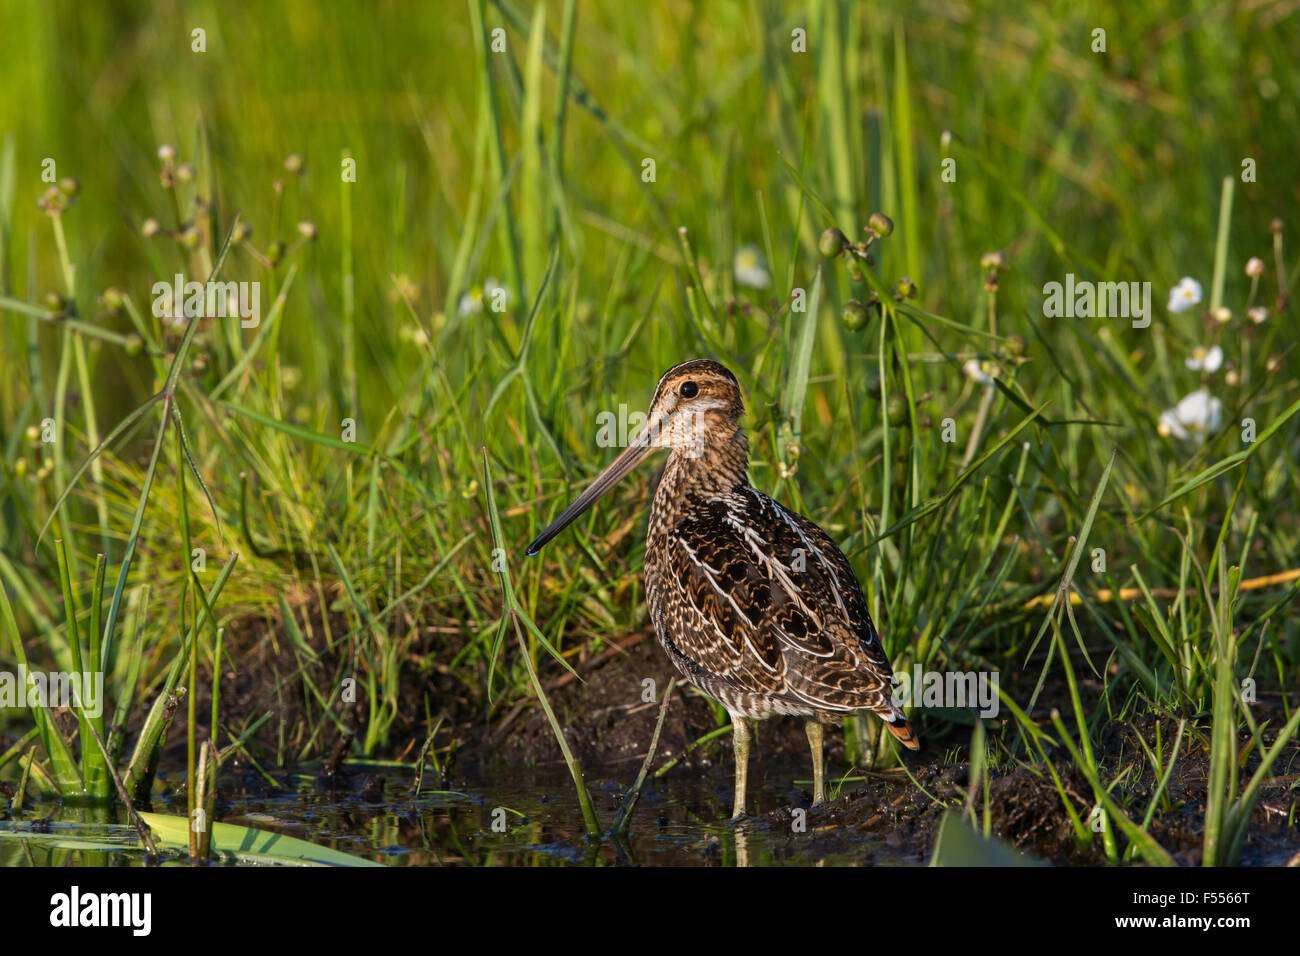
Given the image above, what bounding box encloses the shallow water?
[0,757,922,867]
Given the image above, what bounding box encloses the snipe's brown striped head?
[644,358,744,452]
[525,358,743,556]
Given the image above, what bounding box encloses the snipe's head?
[645,358,744,453]
[525,358,743,556]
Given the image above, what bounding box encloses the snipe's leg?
[731,718,750,819]
[805,719,825,805]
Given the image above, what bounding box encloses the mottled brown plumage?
[527,358,918,817]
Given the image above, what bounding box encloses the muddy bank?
[90,597,1300,866]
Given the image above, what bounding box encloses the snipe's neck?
[658,428,750,504]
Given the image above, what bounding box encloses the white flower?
[457,292,482,316]
[1185,345,1223,373]
[1167,277,1203,313]
[457,277,509,316]
[1248,306,1268,324]
[733,244,770,289]
[962,358,996,386]
[1158,389,1223,441]
[399,325,430,346]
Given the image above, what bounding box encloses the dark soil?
[88,592,1300,866]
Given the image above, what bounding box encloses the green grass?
[1,0,1298,865]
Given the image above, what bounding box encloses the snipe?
[526,358,919,818]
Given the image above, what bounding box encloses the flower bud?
[818,227,846,258]
[842,299,870,331]
[101,287,126,314]
[141,217,162,237]
[1245,256,1265,277]
[158,144,177,162]
[980,250,1006,270]
[885,393,910,427]
[1212,306,1232,324]
[868,212,894,237]
[284,153,305,175]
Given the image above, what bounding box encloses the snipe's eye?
[679,381,699,399]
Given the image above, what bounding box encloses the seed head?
[37,187,66,216]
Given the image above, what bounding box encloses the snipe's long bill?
[526,358,919,818]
